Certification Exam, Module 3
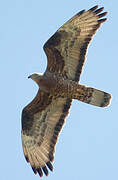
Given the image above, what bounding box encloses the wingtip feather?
[97,12,108,19]
[42,166,49,176]
[46,161,53,171]
[37,168,43,177]
[25,155,29,163]
[88,5,108,24]
[89,5,98,12]
[98,18,107,23]
[94,7,104,14]
[32,167,37,174]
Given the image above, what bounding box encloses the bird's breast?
[39,77,57,93]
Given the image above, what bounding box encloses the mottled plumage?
[22,5,111,177]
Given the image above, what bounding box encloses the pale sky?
[0,0,117,180]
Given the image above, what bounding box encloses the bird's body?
[29,72,111,107]
[21,5,111,177]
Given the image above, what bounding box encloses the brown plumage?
[21,5,111,177]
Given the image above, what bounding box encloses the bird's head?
[28,73,43,85]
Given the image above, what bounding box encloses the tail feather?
[88,88,111,107]
[73,85,111,107]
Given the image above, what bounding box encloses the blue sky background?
[0,0,117,179]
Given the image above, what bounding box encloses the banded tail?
[73,85,111,107]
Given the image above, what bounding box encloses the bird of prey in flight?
[21,5,111,177]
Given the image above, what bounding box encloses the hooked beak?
[28,75,31,79]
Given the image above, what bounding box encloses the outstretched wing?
[44,5,107,82]
[22,90,72,177]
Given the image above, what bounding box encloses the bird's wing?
[43,5,107,82]
[22,90,72,177]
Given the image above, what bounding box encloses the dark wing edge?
[43,5,107,82]
[74,5,107,82]
[22,93,72,177]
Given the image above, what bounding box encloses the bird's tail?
[73,85,111,107]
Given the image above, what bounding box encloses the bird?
[21,5,111,177]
